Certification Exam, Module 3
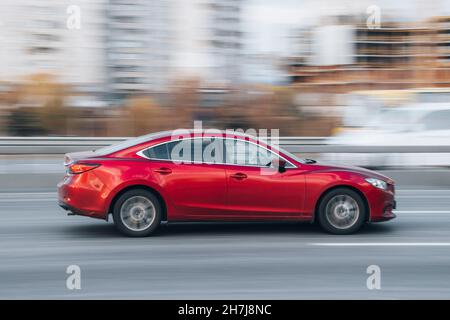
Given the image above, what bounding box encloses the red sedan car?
[58,130,396,236]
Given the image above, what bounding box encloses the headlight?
[365,177,388,190]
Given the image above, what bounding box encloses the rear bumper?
[57,174,109,220]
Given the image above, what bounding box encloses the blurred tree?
[167,78,200,128]
[7,73,70,135]
[39,96,69,135]
[8,107,46,136]
[125,96,170,136]
[214,93,252,130]
[214,85,302,136]
[4,73,338,137]
[251,86,301,136]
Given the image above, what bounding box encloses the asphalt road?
[2,190,450,299]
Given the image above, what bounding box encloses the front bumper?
[362,177,397,222]
[368,187,396,222]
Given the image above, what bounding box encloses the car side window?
[143,141,179,160]
[224,139,276,167]
[143,138,225,164]
[143,138,294,168]
[199,138,225,164]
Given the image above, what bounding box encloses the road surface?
[1,189,450,299]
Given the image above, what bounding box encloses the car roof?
[167,129,257,139]
[94,130,264,156]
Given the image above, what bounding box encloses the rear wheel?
[317,188,366,235]
[112,189,162,237]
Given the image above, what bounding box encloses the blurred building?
[311,25,354,66]
[0,0,244,104]
[429,16,450,71]
[172,0,243,85]
[289,16,450,93]
[105,0,172,99]
[208,0,243,83]
[0,0,107,94]
[241,54,288,85]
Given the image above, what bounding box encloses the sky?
[244,0,450,56]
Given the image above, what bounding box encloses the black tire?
[112,189,162,237]
[317,188,366,235]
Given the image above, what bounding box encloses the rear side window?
[143,141,179,160]
[142,138,225,163]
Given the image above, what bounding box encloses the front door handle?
[230,172,247,180]
[154,167,172,175]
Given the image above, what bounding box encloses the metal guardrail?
[0,137,126,154]
[1,136,450,154]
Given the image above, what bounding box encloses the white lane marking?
[0,192,55,197]
[311,243,450,247]
[0,199,55,202]
[395,211,450,214]
[0,192,56,202]
[397,196,450,199]
[397,189,450,192]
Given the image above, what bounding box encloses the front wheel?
[112,189,162,237]
[317,188,366,235]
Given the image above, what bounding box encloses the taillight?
[68,163,100,174]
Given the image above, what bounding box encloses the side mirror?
[271,158,287,173]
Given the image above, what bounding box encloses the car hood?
[309,162,394,184]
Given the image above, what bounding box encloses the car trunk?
[64,151,97,166]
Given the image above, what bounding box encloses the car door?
[142,138,227,220]
[224,139,305,219]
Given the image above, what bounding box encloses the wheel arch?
[312,185,370,223]
[108,185,168,221]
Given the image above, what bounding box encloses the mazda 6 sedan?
[58,130,396,236]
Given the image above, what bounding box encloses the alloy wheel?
[325,194,360,230]
[120,196,156,232]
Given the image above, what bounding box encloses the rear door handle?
[230,172,247,180]
[154,167,172,175]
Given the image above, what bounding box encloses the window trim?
[136,137,298,169]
